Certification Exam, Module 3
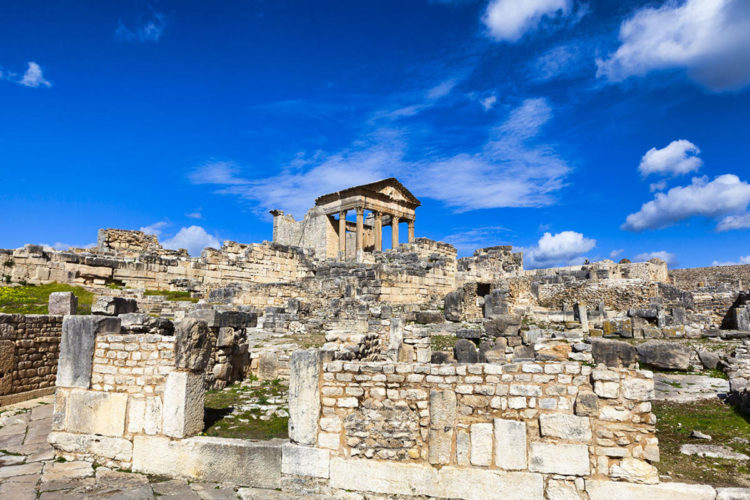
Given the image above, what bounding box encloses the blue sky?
[1,0,749,268]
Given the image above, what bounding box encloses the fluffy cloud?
[634,250,678,267]
[716,213,750,231]
[639,140,702,177]
[139,221,169,237]
[483,0,571,42]
[190,98,571,216]
[597,0,750,91]
[162,226,220,256]
[19,62,51,88]
[622,174,750,231]
[712,255,750,266]
[116,11,166,43]
[524,230,596,269]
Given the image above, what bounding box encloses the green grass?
[0,283,94,314]
[143,289,199,303]
[653,399,750,487]
[431,334,458,352]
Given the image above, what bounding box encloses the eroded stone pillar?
[355,207,364,253]
[57,316,121,388]
[289,349,322,446]
[428,389,456,465]
[392,215,400,249]
[374,212,382,251]
[338,211,347,258]
[408,220,415,243]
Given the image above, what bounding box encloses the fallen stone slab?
[586,480,715,500]
[590,338,637,368]
[680,444,750,460]
[654,374,729,402]
[637,340,691,370]
[717,487,750,500]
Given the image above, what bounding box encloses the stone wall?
[0,313,62,404]
[457,246,523,285]
[670,264,750,290]
[535,279,658,311]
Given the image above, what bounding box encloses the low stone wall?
[0,313,62,404]
[670,264,750,290]
[457,245,523,285]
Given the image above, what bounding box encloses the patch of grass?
[0,282,94,314]
[276,333,326,349]
[664,381,683,388]
[431,334,458,352]
[653,399,750,487]
[143,289,199,303]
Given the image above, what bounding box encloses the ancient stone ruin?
[1,178,750,498]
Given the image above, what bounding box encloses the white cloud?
[162,226,220,257]
[139,221,169,237]
[597,0,750,91]
[19,62,51,88]
[426,80,457,100]
[190,98,571,215]
[634,250,678,267]
[649,180,667,192]
[40,242,95,251]
[525,230,596,269]
[639,140,702,177]
[712,255,750,266]
[483,0,572,42]
[716,213,750,232]
[480,95,497,111]
[609,249,624,259]
[442,226,510,255]
[532,42,587,81]
[116,11,166,43]
[622,174,750,231]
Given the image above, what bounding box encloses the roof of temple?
[314,178,421,208]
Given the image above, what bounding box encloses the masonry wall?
[670,264,750,290]
[0,313,62,404]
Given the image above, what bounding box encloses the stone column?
[408,220,415,243]
[288,349,322,446]
[355,207,364,253]
[338,210,347,258]
[392,216,400,249]
[374,212,382,251]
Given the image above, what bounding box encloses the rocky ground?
[0,396,287,500]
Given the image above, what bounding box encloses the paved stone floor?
[0,396,284,499]
[654,374,730,402]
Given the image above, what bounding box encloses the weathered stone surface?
[47,431,133,462]
[175,319,211,372]
[609,457,659,484]
[132,435,281,489]
[575,391,599,416]
[681,444,750,460]
[65,390,127,437]
[91,296,137,316]
[586,480,715,500]
[58,315,121,388]
[281,443,329,478]
[513,345,535,361]
[444,290,464,322]
[494,418,526,470]
[547,479,582,500]
[257,352,279,380]
[454,339,478,363]
[288,349,321,446]
[591,338,637,368]
[429,389,456,465]
[529,442,589,476]
[163,371,204,439]
[539,414,592,442]
[188,308,257,328]
[470,422,493,466]
[216,327,235,348]
[622,377,654,400]
[636,341,691,371]
[699,350,720,370]
[716,488,750,500]
[48,292,77,315]
[415,311,443,324]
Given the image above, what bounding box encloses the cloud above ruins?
[639,140,702,177]
[634,250,678,268]
[162,226,220,256]
[622,174,750,232]
[597,0,750,91]
[524,230,596,269]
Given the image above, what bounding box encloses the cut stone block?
[529,442,589,476]
[539,414,592,443]
[470,423,493,466]
[175,319,211,372]
[494,418,527,470]
[288,349,321,446]
[49,292,77,315]
[281,443,329,478]
[163,371,204,438]
[586,480,715,500]
[57,315,121,388]
[48,431,133,463]
[91,296,137,316]
[65,390,127,437]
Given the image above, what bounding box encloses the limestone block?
[547,479,583,500]
[590,338,637,368]
[454,339,478,363]
[429,389,456,427]
[594,380,619,398]
[529,442,589,476]
[132,435,281,489]
[175,319,211,372]
[494,418,527,470]
[330,457,437,497]
[429,428,452,465]
[92,296,137,316]
[539,414,592,442]
[188,308,257,328]
[622,377,654,400]
[456,429,470,466]
[470,422,493,466]
[288,349,321,446]
[258,352,279,380]
[636,341,691,371]
[281,443,329,478]
[609,457,659,484]
[216,327,235,348]
[163,371,204,438]
[66,390,127,437]
[717,488,750,500]
[58,316,121,388]
[48,431,133,462]
[586,480,715,500]
[574,391,599,416]
[0,340,14,396]
[438,467,544,500]
[49,292,77,315]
